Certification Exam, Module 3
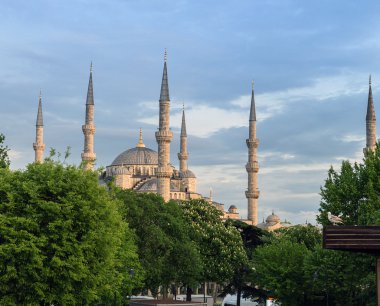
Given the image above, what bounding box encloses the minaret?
[155,50,173,201]
[33,91,45,163]
[178,105,188,172]
[81,63,96,170]
[245,81,260,225]
[365,75,377,153]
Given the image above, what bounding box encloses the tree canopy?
[0,160,140,305]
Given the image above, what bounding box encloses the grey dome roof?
[136,178,179,192]
[266,212,280,225]
[111,147,158,166]
[179,169,196,178]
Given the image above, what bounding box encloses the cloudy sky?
[1,0,380,224]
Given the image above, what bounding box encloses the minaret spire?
[245,81,260,225]
[365,74,377,153]
[178,105,188,172]
[155,50,173,201]
[33,91,45,163]
[81,63,96,170]
[136,128,146,148]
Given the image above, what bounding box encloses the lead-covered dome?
[111,147,158,166]
[179,169,196,178]
[266,212,280,225]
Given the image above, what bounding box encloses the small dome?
[228,205,238,213]
[179,169,196,178]
[111,147,158,166]
[266,212,280,225]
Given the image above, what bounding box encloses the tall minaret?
[365,75,377,153]
[33,91,45,163]
[81,63,96,170]
[178,105,188,172]
[245,81,260,225]
[155,50,173,201]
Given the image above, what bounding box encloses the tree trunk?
[236,286,241,306]
[186,286,193,301]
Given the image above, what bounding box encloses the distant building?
[32,52,261,224]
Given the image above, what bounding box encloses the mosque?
[36,54,379,229]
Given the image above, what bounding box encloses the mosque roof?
[266,211,280,225]
[136,178,179,192]
[179,169,196,178]
[111,147,158,166]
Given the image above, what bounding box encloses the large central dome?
[111,147,158,166]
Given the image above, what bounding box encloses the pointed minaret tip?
[164,48,167,62]
[159,51,170,102]
[136,128,145,148]
[369,74,372,86]
[367,74,376,121]
[86,63,94,105]
[36,91,43,127]
[250,80,257,121]
[181,105,187,137]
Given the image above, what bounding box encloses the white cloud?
[340,134,366,143]
[139,73,369,138]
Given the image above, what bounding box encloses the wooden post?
[377,257,380,306]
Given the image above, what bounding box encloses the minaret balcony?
[246,139,259,148]
[245,190,259,199]
[81,152,96,160]
[82,124,96,134]
[156,166,173,178]
[33,143,45,150]
[155,130,173,142]
[246,161,259,173]
[177,153,188,160]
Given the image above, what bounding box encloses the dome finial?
[369,74,372,86]
[164,48,167,62]
[136,128,145,148]
[90,61,93,73]
[252,80,254,90]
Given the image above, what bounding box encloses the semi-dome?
[179,169,196,178]
[228,205,238,213]
[136,178,179,192]
[111,147,158,166]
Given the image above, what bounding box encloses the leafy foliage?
[180,199,248,283]
[0,133,10,168]
[0,160,140,305]
[116,190,202,296]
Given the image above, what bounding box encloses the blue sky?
[1,0,380,224]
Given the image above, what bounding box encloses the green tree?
[0,133,10,168]
[180,199,248,300]
[116,190,202,297]
[0,160,140,305]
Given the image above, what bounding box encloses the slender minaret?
[155,50,173,201]
[33,91,45,163]
[245,81,260,225]
[178,105,188,172]
[81,63,96,170]
[365,75,377,153]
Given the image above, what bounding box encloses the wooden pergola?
[323,225,380,305]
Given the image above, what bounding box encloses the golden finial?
[90,62,93,73]
[369,74,372,86]
[252,80,255,90]
[182,102,185,111]
[136,128,145,148]
[164,49,167,62]
[39,89,42,99]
